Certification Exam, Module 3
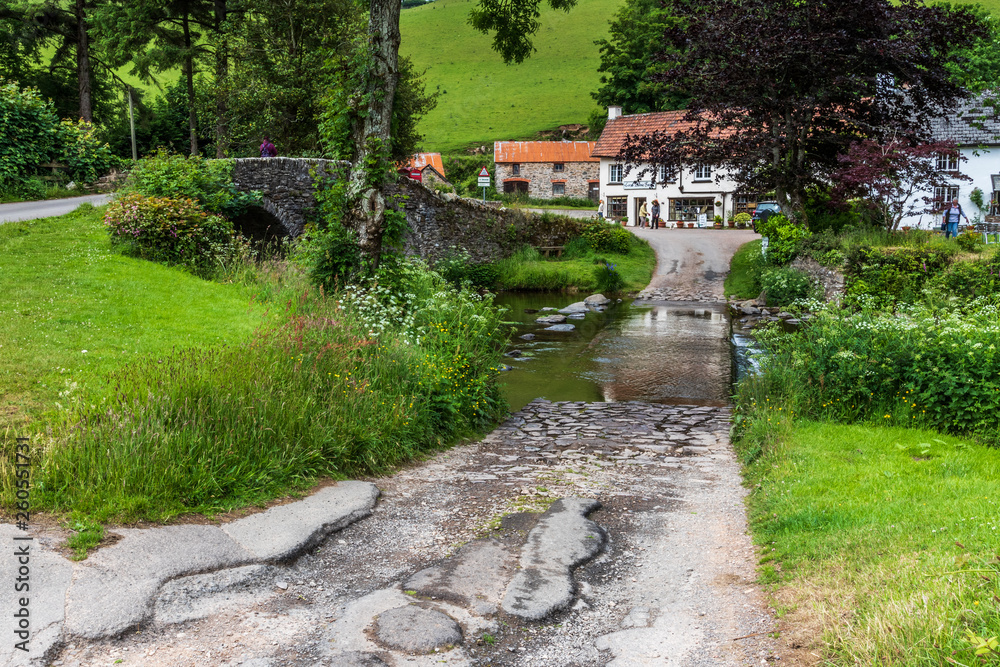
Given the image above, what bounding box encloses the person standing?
[942,198,968,239]
[597,199,605,220]
[650,199,661,229]
[260,136,277,158]
[638,200,649,228]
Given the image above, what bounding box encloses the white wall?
[902,146,998,229]
[598,159,741,226]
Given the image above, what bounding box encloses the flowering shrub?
[104,193,238,273]
[759,266,819,306]
[844,246,954,309]
[745,299,1000,436]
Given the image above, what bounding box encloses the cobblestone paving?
[635,284,724,303]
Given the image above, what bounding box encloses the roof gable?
[929,94,1000,146]
[400,153,446,177]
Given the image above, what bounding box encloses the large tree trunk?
[75,0,92,122]
[214,0,228,158]
[348,0,402,264]
[183,11,199,156]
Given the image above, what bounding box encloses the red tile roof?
[591,110,698,158]
[400,153,446,177]
[494,141,598,164]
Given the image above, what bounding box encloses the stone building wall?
[495,161,598,199]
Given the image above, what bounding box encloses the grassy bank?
[493,233,655,292]
[724,239,763,299]
[738,419,1000,664]
[0,205,262,431]
[1,208,509,528]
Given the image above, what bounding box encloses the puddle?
[496,293,735,411]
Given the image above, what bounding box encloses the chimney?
[608,106,623,121]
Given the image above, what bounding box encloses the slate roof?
[928,94,1000,146]
[591,110,695,158]
[493,141,598,163]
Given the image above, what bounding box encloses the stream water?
[497,292,748,411]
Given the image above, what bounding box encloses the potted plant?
[621,216,629,227]
[713,214,723,229]
[687,222,696,228]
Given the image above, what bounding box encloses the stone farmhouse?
[398,153,451,189]
[494,141,600,201]
[901,93,1000,229]
[592,106,768,227]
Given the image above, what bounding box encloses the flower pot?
[728,222,736,228]
[713,222,723,229]
[687,222,696,228]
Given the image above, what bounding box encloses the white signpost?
[478,167,491,202]
[697,213,708,227]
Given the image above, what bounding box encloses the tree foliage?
[831,139,970,231]
[618,0,988,223]
[591,0,686,116]
[468,0,577,65]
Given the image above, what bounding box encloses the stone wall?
[232,157,347,236]
[496,161,598,199]
[388,179,585,263]
[229,157,585,263]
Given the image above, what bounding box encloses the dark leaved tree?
[830,139,970,231]
[618,0,987,224]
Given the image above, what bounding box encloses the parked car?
[751,201,782,232]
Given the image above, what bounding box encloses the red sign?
[478,167,490,177]
[409,167,423,181]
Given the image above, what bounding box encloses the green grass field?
[743,421,1000,663]
[0,205,263,431]
[400,0,622,152]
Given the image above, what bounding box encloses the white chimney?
[608,105,623,121]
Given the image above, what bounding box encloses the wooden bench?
[37,162,68,184]
[536,246,565,258]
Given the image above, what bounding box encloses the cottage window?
[553,163,565,172]
[933,185,959,209]
[608,196,628,219]
[657,164,676,183]
[693,164,712,181]
[669,197,715,222]
[935,153,959,172]
[512,163,521,176]
[609,163,624,184]
[552,182,566,196]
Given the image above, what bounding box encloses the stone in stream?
[374,606,462,652]
[536,314,567,324]
[524,308,539,314]
[540,307,557,311]
[544,324,576,332]
[567,313,587,320]
[558,301,590,314]
[505,349,523,357]
[584,293,611,306]
[519,333,536,340]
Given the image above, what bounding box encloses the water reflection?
[495,293,733,411]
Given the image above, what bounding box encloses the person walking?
[942,198,968,239]
[260,136,277,158]
[650,199,661,230]
[638,200,649,228]
[597,199,605,220]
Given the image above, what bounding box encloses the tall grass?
[3,259,510,524]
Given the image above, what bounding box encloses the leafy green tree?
[591,0,686,116]
[98,0,219,155]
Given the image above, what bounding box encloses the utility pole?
[127,86,137,161]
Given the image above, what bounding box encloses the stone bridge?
[230,157,584,263]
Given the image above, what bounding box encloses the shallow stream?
[497,292,748,411]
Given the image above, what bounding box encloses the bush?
[121,149,259,217]
[804,186,858,234]
[594,261,625,293]
[0,79,117,192]
[734,212,752,226]
[756,214,810,265]
[104,193,239,273]
[434,247,500,289]
[759,266,818,306]
[741,299,1000,436]
[844,245,954,309]
[582,221,632,254]
[955,229,984,253]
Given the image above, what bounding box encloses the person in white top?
[942,198,968,239]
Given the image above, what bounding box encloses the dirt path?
[47,232,780,667]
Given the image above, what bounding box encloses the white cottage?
[592,106,756,227]
[903,94,1000,229]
